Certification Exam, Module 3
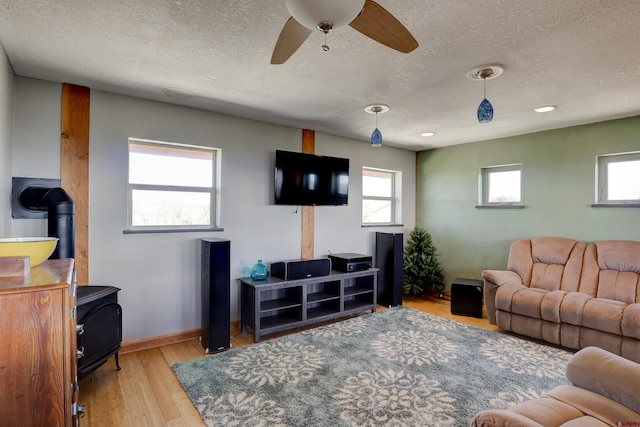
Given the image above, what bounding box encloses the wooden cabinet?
[0,259,76,427]
[240,268,378,342]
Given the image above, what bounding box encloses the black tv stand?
[239,269,378,342]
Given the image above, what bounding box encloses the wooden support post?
[301,129,315,260]
[61,83,90,286]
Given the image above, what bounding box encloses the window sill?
[591,203,640,208]
[361,223,404,228]
[123,227,224,234]
[475,204,525,209]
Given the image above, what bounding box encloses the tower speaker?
[375,232,404,307]
[201,238,231,353]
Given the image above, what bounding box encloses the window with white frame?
[127,138,220,231]
[479,164,522,206]
[362,167,402,224]
[596,151,640,204]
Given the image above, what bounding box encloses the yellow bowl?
[0,237,59,267]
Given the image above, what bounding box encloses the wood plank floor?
[78,297,499,426]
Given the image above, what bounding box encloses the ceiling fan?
[271,0,419,64]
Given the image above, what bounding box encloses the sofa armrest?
[566,346,640,414]
[471,409,544,427]
[482,270,523,325]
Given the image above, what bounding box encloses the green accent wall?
[416,115,640,288]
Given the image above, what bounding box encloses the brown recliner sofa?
[483,237,640,363]
[471,346,640,426]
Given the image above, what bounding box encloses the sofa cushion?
[531,238,585,292]
[581,240,640,303]
[597,271,639,304]
[507,237,585,291]
[581,298,625,335]
[622,303,640,339]
[504,394,587,426]
[495,282,525,312]
[559,292,592,326]
[471,409,545,426]
[545,385,638,426]
[531,263,566,291]
[596,240,640,274]
[511,287,547,318]
[541,290,567,323]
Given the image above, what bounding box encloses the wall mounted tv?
[274,150,349,206]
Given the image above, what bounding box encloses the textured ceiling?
[1,0,639,150]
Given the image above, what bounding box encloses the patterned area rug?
[172,306,573,426]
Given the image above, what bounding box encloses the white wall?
[11,78,61,237]
[0,43,14,236]
[10,78,416,342]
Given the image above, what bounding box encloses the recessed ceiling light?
[420,132,435,137]
[534,105,556,113]
[163,87,194,99]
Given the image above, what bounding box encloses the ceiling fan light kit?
[285,0,366,31]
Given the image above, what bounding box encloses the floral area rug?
[172,306,573,426]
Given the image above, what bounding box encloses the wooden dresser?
[0,259,77,427]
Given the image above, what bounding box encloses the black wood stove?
[12,182,123,380]
[76,286,123,380]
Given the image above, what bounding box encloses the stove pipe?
[19,186,75,259]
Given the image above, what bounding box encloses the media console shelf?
[240,268,378,342]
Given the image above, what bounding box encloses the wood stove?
[76,286,122,380]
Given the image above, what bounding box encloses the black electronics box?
[451,278,484,318]
[328,253,372,273]
[271,258,331,280]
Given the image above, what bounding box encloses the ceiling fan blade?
[349,0,418,53]
[271,17,313,64]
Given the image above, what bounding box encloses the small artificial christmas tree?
[403,226,445,297]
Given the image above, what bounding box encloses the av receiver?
[328,253,372,273]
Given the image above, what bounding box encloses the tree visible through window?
[362,167,401,224]
[480,164,522,205]
[127,138,219,230]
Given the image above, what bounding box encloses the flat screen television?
[274,150,349,206]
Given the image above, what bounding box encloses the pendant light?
[467,65,504,124]
[365,104,389,147]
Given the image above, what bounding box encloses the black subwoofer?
[450,278,483,318]
[76,286,122,380]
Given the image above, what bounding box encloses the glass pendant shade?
[477,98,493,123]
[365,104,388,147]
[371,128,382,147]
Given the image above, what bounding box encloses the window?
[362,167,402,224]
[478,164,522,207]
[127,138,220,231]
[596,151,640,205]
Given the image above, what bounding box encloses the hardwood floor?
[78,298,499,426]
